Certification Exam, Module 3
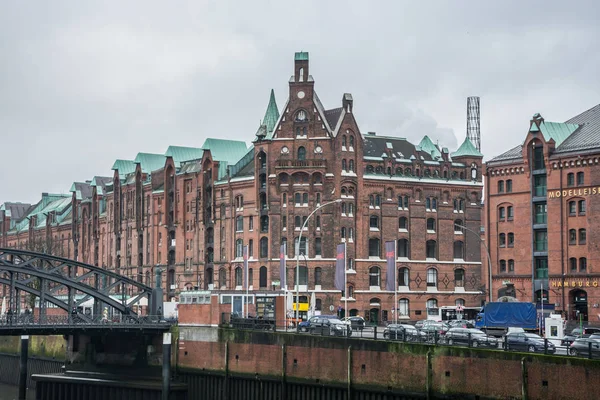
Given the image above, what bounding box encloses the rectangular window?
[534,175,547,197]
[315,238,322,256]
[534,231,547,252]
[577,172,584,186]
[579,200,586,215]
[533,146,545,170]
[534,203,547,224]
[506,180,513,193]
[507,206,514,221]
[535,258,548,279]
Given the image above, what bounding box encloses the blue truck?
[475,302,537,335]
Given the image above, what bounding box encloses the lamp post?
[295,199,342,326]
[454,223,493,303]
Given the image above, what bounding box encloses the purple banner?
[385,241,396,292]
[243,245,249,289]
[280,243,286,289]
[335,243,346,291]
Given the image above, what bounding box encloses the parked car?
[298,315,337,333]
[444,328,498,348]
[561,327,600,346]
[569,338,600,357]
[447,319,475,329]
[383,324,425,341]
[343,316,366,331]
[505,332,555,353]
[419,322,449,342]
[308,317,351,337]
[414,320,438,330]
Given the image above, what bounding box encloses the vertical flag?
[280,243,287,289]
[243,245,249,288]
[335,243,346,291]
[385,241,396,292]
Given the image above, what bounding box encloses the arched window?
[579,200,586,215]
[342,159,347,171]
[369,238,380,257]
[453,241,464,260]
[398,299,409,317]
[348,227,354,240]
[508,259,515,272]
[427,268,437,287]
[259,266,267,289]
[426,240,437,259]
[579,229,587,245]
[577,172,584,186]
[455,298,465,307]
[375,195,381,207]
[347,285,354,298]
[569,257,577,271]
[569,201,576,215]
[260,215,269,232]
[569,229,576,245]
[498,180,505,193]
[349,135,355,147]
[426,298,438,310]
[297,146,306,161]
[342,135,347,147]
[369,215,379,229]
[398,267,409,287]
[295,237,307,255]
[397,239,409,258]
[236,239,243,258]
[349,160,354,172]
[369,266,381,287]
[426,218,436,231]
[399,217,408,230]
[341,203,347,214]
[506,179,513,192]
[507,206,514,220]
[499,233,506,247]
[580,257,587,272]
[260,237,268,258]
[235,267,243,287]
[219,268,227,289]
[454,219,464,233]
[236,216,243,232]
[454,268,465,287]
[341,227,346,239]
[500,260,506,272]
[567,173,575,187]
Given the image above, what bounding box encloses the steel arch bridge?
[0,248,163,327]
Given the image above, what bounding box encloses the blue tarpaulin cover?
[480,302,537,329]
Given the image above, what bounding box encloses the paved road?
[0,383,35,400]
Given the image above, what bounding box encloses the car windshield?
[467,329,485,335]
[402,325,416,331]
[328,319,344,324]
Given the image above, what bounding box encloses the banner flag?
[335,243,346,291]
[385,241,396,292]
[280,243,286,289]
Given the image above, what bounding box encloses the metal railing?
[0,313,174,328]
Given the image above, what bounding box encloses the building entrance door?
[571,289,588,321]
[369,308,379,326]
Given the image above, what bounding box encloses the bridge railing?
[0,313,175,327]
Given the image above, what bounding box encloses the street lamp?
[295,199,342,326]
[454,223,493,303]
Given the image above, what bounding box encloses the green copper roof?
[418,135,442,159]
[164,146,205,166]
[452,137,483,158]
[201,138,248,164]
[12,193,71,232]
[111,159,136,176]
[294,52,309,61]
[134,152,166,173]
[539,121,580,147]
[530,121,540,132]
[262,89,280,136]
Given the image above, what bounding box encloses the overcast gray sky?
[1,1,599,205]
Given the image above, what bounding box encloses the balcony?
[276,159,327,169]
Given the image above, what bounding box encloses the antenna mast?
[467,96,481,152]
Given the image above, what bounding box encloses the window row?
[278,172,322,185]
[497,179,513,193]
[370,238,466,260]
[569,257,587,272]
[341,159,355,172]
[395,267,465,289]
[206,266,269,289]
[236,215,269,233]
[341,134,355,149]
[569,229,586,245]
[235,238,269,259]
[499,233,515,248]
[498,206,514,221]
[365,165,467,180]
[567,172,585,187]
[568,200,586,216]
[499,259,515,273]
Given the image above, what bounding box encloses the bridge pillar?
[152,268,164,317]
[162,332,172,400]
[18,335,29,400]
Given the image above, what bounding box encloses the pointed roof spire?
[262,89,280,137]
[452,137,483,158]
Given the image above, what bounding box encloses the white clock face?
[297,91,305,99]
[281,146,289,154]
[314,146,323,154]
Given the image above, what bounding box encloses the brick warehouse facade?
[485,105,600,322]
[0,53,485,323]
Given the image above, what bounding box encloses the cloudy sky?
[1,1,599,205]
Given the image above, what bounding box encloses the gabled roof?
[12,193,71,232]
[538,121,580,147]
[164,146,204,167]
[418,135,442,159]
[324,108,343,132]
[111,159,136,176]
[0,202,33,228]
[452,137,483,158]
[201,138,248,164]
[363,134,431,161]
[558,103,600,154]
[134,152,167,173]
[90,176,112,196]
[262,89,280,136]
[69,182,93,200]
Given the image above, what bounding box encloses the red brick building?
[1,53,485,323]
[485,105,600,321]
